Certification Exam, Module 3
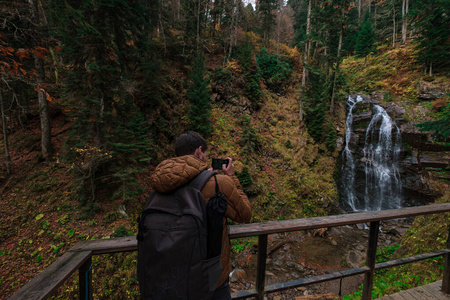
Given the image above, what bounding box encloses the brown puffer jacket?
[150,155,252,287]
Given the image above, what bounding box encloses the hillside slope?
[1,41,448,299]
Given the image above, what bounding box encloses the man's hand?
[222,157,234,176]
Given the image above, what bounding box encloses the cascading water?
[363,105,403,210]
[341,95,403,211]
[340,95,363,211]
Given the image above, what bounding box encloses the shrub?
[256,48,292,93]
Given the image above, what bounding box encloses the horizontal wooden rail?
[7,203,450,300]
[8,251,92,300]
[229,203,450,238]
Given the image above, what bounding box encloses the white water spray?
[341,95,363,211]
[341,96,403,211]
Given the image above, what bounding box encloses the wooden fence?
[8,203,450,300]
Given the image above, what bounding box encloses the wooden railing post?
[362,221,380,300]
[442,226,450,294]
[79,257,93,300]
[256,234,268,300]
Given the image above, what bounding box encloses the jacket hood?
[150,155,209,193]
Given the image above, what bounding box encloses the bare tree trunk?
[276,6,280,55]
[300,0,312,123]
[234,0,239,52]
[276,0,284,56]
[28,0,52,161]
[374,2,377,32]
[227,0,237,59]
[401,0,408,43]
[429,60,433,77]
[392,0,396,48]
[358,0,362,20]
[331,26,343,113]
[0,85,11,175]
[301,0,311,88]
[196,0,201,51]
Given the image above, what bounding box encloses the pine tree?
[48,0,158,202]
[186,54,212,137]
[303,68,329,145]
[355,10,376,67]
[238,35,261,106]
[259,0,279,44]
[410,0,450,76]
[256,48,292,93]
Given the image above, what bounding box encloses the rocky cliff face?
[340,94,449,209]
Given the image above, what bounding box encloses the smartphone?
[212,158,229,170]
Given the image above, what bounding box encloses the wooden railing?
[8,203,450,300]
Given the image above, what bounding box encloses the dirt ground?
[229,219,411,299]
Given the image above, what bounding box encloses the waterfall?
[341,96,403,211]
[341,95,363,211]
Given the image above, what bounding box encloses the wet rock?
[295,263,305,273]
[385,228,400,236]
[346,250,365,268]
[286,261,295,268]
[355,223,365,230]
[417,81,447,101]
[371,91,386,101]
[336,136,344,151]
[418,93,437,101]
[266,271,276,277]
[353,111,372,123]
[230,268,246,283]
[355,245,365,251]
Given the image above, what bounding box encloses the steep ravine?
[228,89,449,299]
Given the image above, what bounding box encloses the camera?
[212,158,229,170]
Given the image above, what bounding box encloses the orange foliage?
[432,98,447,112]
[1,35,57,102]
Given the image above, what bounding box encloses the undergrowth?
[344,194,450,299]
[341,43,421,99]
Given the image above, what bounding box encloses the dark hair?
[174,131,208,156]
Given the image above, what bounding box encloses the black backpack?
[137,170,227,300]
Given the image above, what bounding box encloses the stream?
[230,218,412,299]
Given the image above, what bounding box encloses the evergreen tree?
[48,0,158,201]
[259,0,279,44]
[303,68,330,146]
[183,0,209,52]
[355,10,376,67]
[238,35,261,106]
[410,0,450,75]
[256,48,292,93]
[186,54,212,137]
[416,102,450,142]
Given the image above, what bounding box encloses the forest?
[0,0,449,299]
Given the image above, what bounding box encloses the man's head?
[174,131,208,160]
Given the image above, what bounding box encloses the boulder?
[345,250,365,268]
[230,268,246,283]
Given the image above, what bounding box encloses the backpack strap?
[213,174,220,194]
[188,170,216,191]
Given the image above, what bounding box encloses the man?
[149,131,252,299]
